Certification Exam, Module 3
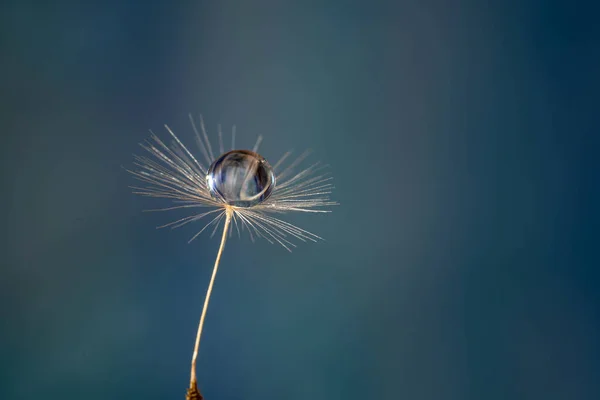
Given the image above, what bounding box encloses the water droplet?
[206,150,275,207]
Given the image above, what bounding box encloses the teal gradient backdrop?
[2,1,599,399]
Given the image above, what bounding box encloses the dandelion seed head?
[128,114,337,251]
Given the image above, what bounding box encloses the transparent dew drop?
[206,150,275,207]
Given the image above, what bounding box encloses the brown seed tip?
[186,381,204,400]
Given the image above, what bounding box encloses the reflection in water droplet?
[206,150,275,207]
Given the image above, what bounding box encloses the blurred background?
[2,1,599,399]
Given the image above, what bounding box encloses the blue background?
[2,1,599,399]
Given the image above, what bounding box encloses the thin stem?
[188,207,232,396]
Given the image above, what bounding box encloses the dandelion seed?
[127,114,337,399]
